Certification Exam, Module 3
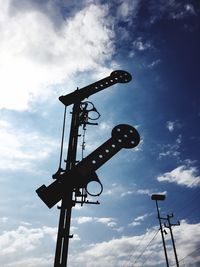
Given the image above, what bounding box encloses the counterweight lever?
[59,70,132,106]
[36,124,140,208]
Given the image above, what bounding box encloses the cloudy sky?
[0,0,200,266]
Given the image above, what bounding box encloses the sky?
[0,0,200,266]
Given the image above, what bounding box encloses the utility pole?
[151,194,169,267]
[164,214,180,267]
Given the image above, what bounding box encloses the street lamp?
[151,194,169,267]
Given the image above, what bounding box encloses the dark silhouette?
[36,123,140,208]
[59,70,132,106]
[36,70,140,267]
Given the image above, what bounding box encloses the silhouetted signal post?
[36,70,140,266]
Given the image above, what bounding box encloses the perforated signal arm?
[36,124,140,208]
[59,70,132,106]
[73,124,140,185]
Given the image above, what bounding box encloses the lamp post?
[151,194,169,267]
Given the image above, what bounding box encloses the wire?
[123,233,147,267]
[171,246,200,266]
[132,229,160,266]
[122,212,156,267]
[123,207,165,267]
[58,106,67,169]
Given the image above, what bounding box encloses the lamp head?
[151,194,166,201]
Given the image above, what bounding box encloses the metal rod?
[58,106,67,169]
[155,200,169,267]
[54,102,81,267]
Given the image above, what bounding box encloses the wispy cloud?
[133,37,152,51]
[147,59,161,68]
[74,216,117,228]
[166,120,181,132]
[75,216,93,224]
[104,182,161,198]
[121,188,160,197]
[166,121,176,132]
[148,1,197,24]
[0,119,58,171]
[116,0,140,23]
[128,213,150,227]
[158,134,182,160]
[129,36,152,57]
[157,165,200,188]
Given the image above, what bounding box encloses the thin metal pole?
[155,200,169,267]
[54,102,81,267]
[58,106,67,169]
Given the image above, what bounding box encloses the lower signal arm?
[36,124,140,208]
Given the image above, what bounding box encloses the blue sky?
[0,0,200,266]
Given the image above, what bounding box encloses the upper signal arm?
[59,70,132,106]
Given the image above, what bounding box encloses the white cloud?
[0,1,115,110]
[171,3,197,19]
[158,134,182,160]
[4,255,53,267]
[157,165,200,188]
[0,226,49,255]
[147,59,161,68]
[0,119,58,171]
[69,221,200,266]
[99,121,112,132]
[129,34,153,58]
[132,37,152,51]
[75,216,94,224]
[172,220,200,265]
[20,221,32,227]
[120,190,135,197]
[136,188,152,196]
[128,221,140,227]
[117,1,137,19]
[134,213,149,222]
[105,183,165,199]
[0,225,59,267]
[185,4,196,16]
[166,121,175,132]
[128,213,150,227]
[74,216,117,228]
[42,226,57,242]
[96,217,117,228]
[121,188,162,197]
[0,217,9,223]
[166,120,181,132]
[148,1,197,23]
[1,221,200,267]
[103,183,124,196]
[72,234,145,267]
[117,0,140,22]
